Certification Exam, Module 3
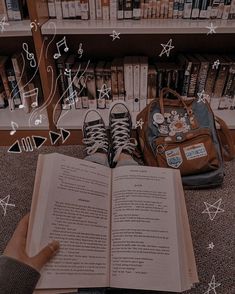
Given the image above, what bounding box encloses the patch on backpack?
[165,147,182,168]
[183,143,207,160]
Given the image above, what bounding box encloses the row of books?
[56,54,235,112]
[48,0,235,20]
[0,0,28,21]
[0,54,41,111]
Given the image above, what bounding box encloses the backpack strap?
[215,116,235,161]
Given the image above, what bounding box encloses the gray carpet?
[0,146,234,294]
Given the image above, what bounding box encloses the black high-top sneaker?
[83,110,109,157]
[109,102,137,167]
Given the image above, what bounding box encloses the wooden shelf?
[42,19,235,35]
[57,109,139,129]
[0,20,32,37]
[0,108,49,130]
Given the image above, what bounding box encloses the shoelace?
[83,123,109,155]
[111,117,137,163]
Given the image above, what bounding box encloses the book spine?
[133,59,140,112]
[117,63,125,101]
[87,69,97,109]
[210,0,220,18]
[89,0,96,19]
[183,0,193,18]
[217,0,225,18]
[143,0,148,18]
[104,65,112,108]
[191,0,200,19]
[188,62,200,97]
[139,57,148,110]
[205,63,219,96]
[148,0,153,19]
[117,0,124,18]
[0,79,7,108]
[48,0,56,18]
[124,60,134,111]
[177,0,184,17]
[181,59,192,97]
[152,0,157,18]
[0,0,8,19]
[75,0,82,18]
[213,63,229,97]
[133,0,141,19]
[5,0,13,20]
[111,62,119,101]
[173,0,179,18]
[199,0,208,18]
[164,0,169,18]
[102,0,110,19]
[229,0,235,18]
[55,0,63,19]
[168,0,174,17]
[159,0,164,17]
[110,0,117,19]
[80,0,89,19]
[80,75,88,109]
[95,0,102,18]
[62,0,69,18]
[223,63,235,96]
[96,64,105,109]
[124,0,133,18]
[222,0,231,19]
[7,68,22,107]
[68,0,76,17]
[196,61,209,93]
[147,66,157,104]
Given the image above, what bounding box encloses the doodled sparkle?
[212,60,220,70]
[206,23,218,35]
[0,195,15,216]
[159,39,174,57]
[204,275,221,294]
[110,30,121,41]
[202,198,225,221]
[135,118,144,130]
[207,242,215,250]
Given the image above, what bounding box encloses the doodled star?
[202,198,225,221]
[0,195,15,216]
[197,90,207,103]
[206,23,218,35]
[0,16,9,33]
[110,30,120,41]
[159,39,174,57]
[204,275,221,294]
[212,60,220,69]
[98,84,111,100]
[207,242,215,250]
[135,118,144,130]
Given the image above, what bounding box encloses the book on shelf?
[0,0,8,20]
[48,0,235,19]
[26,153,199,291]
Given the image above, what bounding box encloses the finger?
[32,240,60,270]
[13,213,30,239]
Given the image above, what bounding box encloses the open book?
[27,153,198,292]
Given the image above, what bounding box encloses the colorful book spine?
[102,0,110,19]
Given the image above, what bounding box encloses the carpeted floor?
[0,146,234,294]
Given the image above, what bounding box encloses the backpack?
[136,88,235,189]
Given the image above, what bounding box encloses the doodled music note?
[10,121,19,135]
[77,43,83,58]
[54,36,69,59]
[34,114,46,126]
[30,19,40,32]
[23,88,39,108]
[22,43,37,68]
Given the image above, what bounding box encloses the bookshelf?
[0,0,234,146]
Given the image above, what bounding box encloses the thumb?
[32,240,60,271]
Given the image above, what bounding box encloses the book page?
[110,165,183,292]
[27,153,112,289]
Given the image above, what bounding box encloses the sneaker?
[109,102,137,167]
[82,110,109,156]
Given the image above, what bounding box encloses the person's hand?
[3,213,59,272]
